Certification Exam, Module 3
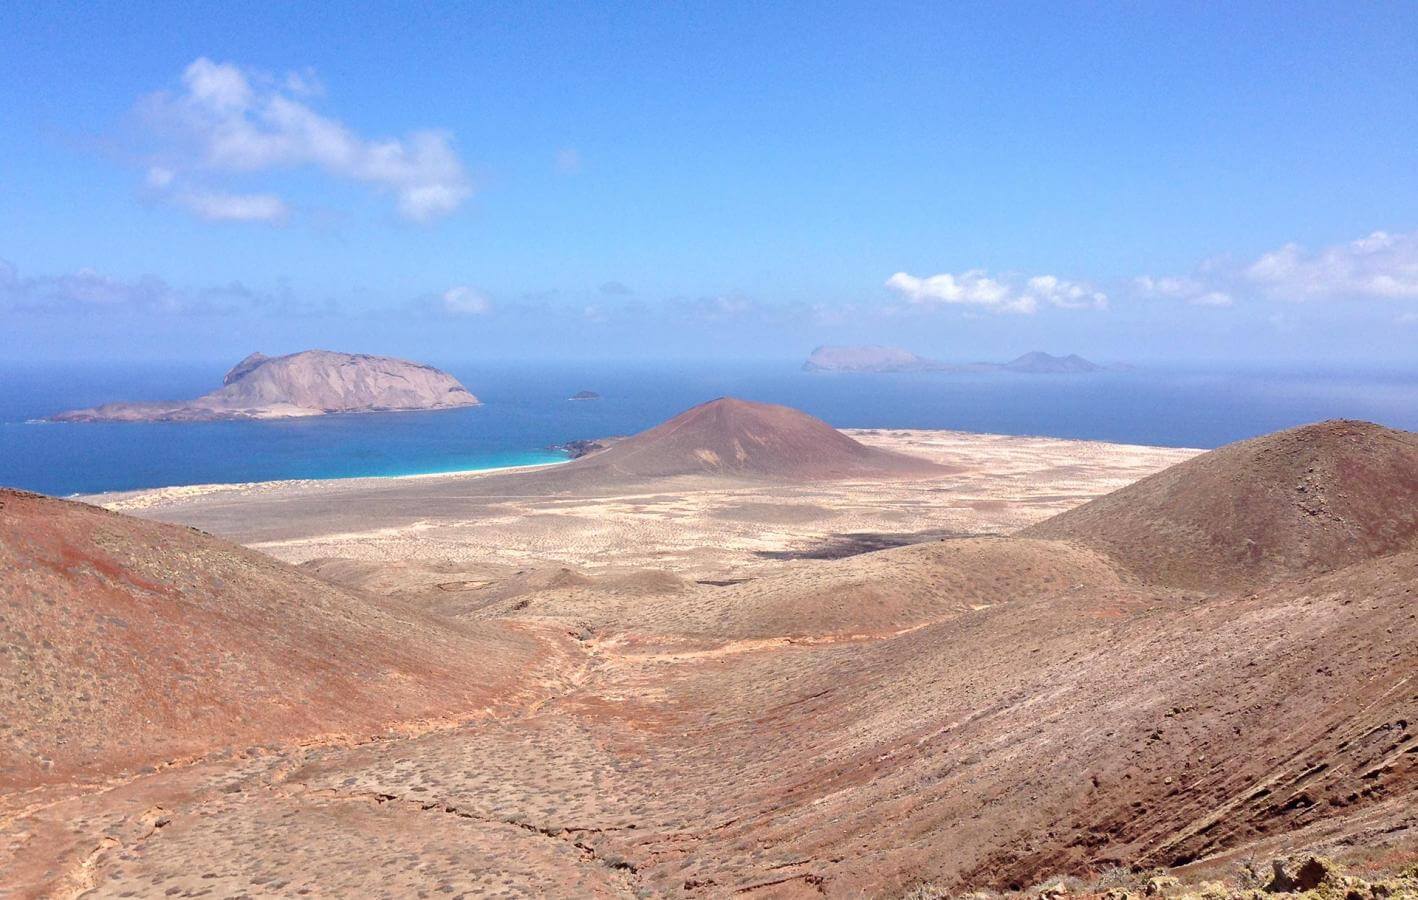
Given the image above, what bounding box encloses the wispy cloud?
[1,259,187,315]
[406,285,494,318]
[439,285,492,315]
[884,270,1106,314]
[175,189,290,223]
[1136,229,1418,308]
[0,260,329,316]
[681,293,755,321]
[1133,276,1234,308]
[140,58,472,223]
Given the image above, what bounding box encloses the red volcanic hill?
[0,489,559,790]
[568,397,946,480]
[1024,419,1418,590]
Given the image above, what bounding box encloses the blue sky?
[2,2,1417,364]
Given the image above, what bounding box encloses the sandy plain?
[83,429,1199,579]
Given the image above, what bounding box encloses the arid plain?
[4,399,1417,899]
[84,427,1197,577]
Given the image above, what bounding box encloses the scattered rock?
[550,439,609,459]
[1265,855,1333,893]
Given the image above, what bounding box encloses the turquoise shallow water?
[2,360,1417,496]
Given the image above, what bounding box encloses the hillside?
[565,396,947,479]
[0,489,562,790]
[1023,419,1418,589]
[6,419,1417,897]
[51,350,481,421]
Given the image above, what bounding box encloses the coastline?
[73,427,1201,510]
[78,457,572,512]
[76,428,1206,514]
[74,429,1201,575]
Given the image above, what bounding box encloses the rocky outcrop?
[52,350,480,422]
[550,438,613,459]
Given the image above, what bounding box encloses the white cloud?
[440,285,491,316]
[1134,275,1196,298]
[142,58,472,223]
[1136,229,1418,309]
[1134,276,1233,307]
[176,189,289,223]
[886,271,1031,313]
[1245,230,1418,300]
[885,270,1105,315]
[282,67,325,98]
[1026,274,1108,310]
[1397,311,1418,326]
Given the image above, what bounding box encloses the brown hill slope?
[1023,419,1418,590]
[4,418,1418,896]
[571,547,1418,894]
[0,490,564,791]
[568,396,946,480]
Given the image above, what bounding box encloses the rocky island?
[804,345,1104,374]
[52,350,480,422]
[568,390,601,400]
[802,344,952,372]
[999,350,1102,373]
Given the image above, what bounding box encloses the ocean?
[2,359,1417,497]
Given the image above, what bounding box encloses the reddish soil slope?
[570,396,946,480]
[0,490,563,791]
[5,419,1416,897]
[1023,420,1418,590]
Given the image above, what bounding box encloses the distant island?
[803,345,1104,374]
[569,390,601,401]
[802,345,951,373]
[998,350,1103,374]
[52,350,481,422]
